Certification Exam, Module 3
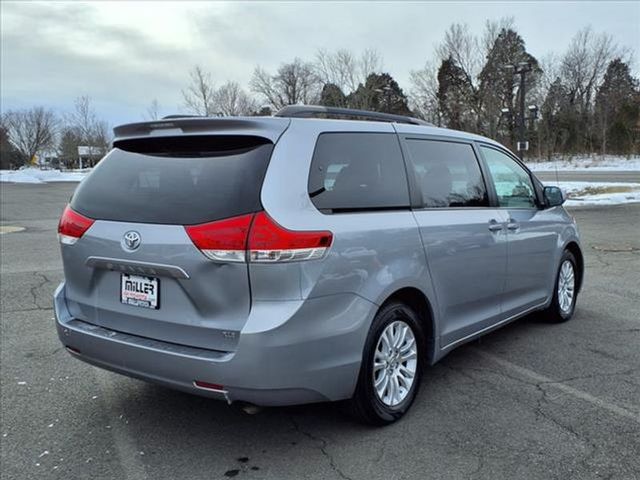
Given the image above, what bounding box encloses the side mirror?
[543,186,564,208]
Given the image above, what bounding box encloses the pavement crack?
[29,271,53,310]
[534,384,599,474]
[288,415,353,480]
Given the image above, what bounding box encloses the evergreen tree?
[595,58,640,155]
[437,57,476,131]
[478,28,541,147]
[0,125,25,169]
[319,83,347,108]
[58,127,83,169]
[540,78,574,158]
[348,73,412,115]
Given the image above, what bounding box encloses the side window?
[308,133,410,213]
[480,146,537,208]
[404,139,488,208]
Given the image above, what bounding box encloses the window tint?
[308,133,410,213]
[480,146,537,208]
[71,136,274,225]
[404,139,488,208]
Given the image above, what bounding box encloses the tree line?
[1,96,110,169]
[2,18,638,169]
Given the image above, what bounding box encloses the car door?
[478,145,559,316]
[401,136,509,348]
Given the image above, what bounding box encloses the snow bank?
[526,155,640,172]
[0,168,89,184]
[545,181,640,207]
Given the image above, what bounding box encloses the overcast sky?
[1,1,638,126]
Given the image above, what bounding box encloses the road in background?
[534,170,640,183]
[1,183,639,480]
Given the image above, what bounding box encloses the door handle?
[507,221,520,231]
[488,220,503,232]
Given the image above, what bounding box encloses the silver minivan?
[54,106,583,424]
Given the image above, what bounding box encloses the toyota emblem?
[122,231,141,251]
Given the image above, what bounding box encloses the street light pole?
[502,62,533,161]
[518,65,527,161]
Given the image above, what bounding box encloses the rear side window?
[307,133,410,213]
[404,139,488,208]
[71,136,273,225]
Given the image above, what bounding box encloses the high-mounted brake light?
[58,205,95,245]
[185,212,332,263]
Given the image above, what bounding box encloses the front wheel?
[350,302,425,425]
[543,250,578,323]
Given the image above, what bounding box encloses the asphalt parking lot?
[1,182,639,480]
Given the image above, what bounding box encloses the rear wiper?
[309,187,326,198]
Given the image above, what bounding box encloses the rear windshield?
[71,135,273,225]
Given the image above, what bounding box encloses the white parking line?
[93,370,148,479]
[472,348,640,424]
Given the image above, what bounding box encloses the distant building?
[33,149,59,167]
[77,146,105,168]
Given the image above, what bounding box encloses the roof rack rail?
[274,105,432,126]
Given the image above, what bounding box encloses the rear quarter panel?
[255,119,439,338]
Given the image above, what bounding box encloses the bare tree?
[409,61,441,124]
[2,107,58,164]
[212,82,256,116]
[560,27,626,152]
[359,49,384,83]
[315,49,357,93]
[66,96,110,166]
[315,48,383,93]
[436,23,482,87]
[481,17,515,56]
[92,120,111,154]
[182,66,216,115]
[561,27,623,110]
[250,58,321,110]
[69,96,97,145]
[145,99,161,120]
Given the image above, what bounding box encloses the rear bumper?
[54,282,374,406]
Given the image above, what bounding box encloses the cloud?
[1,1,638,126]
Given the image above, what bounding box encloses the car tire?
[543,250,578,323]
[350,301,425,426]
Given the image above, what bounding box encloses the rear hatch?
[60,118,288,352]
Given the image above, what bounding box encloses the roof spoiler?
[274,105,433,126]
[112,117,290,143]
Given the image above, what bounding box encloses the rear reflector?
[193,380,225,391]
[185,212,332,263]
[58,205,95,245]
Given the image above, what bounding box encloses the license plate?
[120,274,159,309]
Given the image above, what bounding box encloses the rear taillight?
[184,214,253,262]
[58,205,95,245]
[185,212,332,263]
[248,212,332,262]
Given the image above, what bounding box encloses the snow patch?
[527,155,640,172]
[544,181,640,206]
[0,168,89,184]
